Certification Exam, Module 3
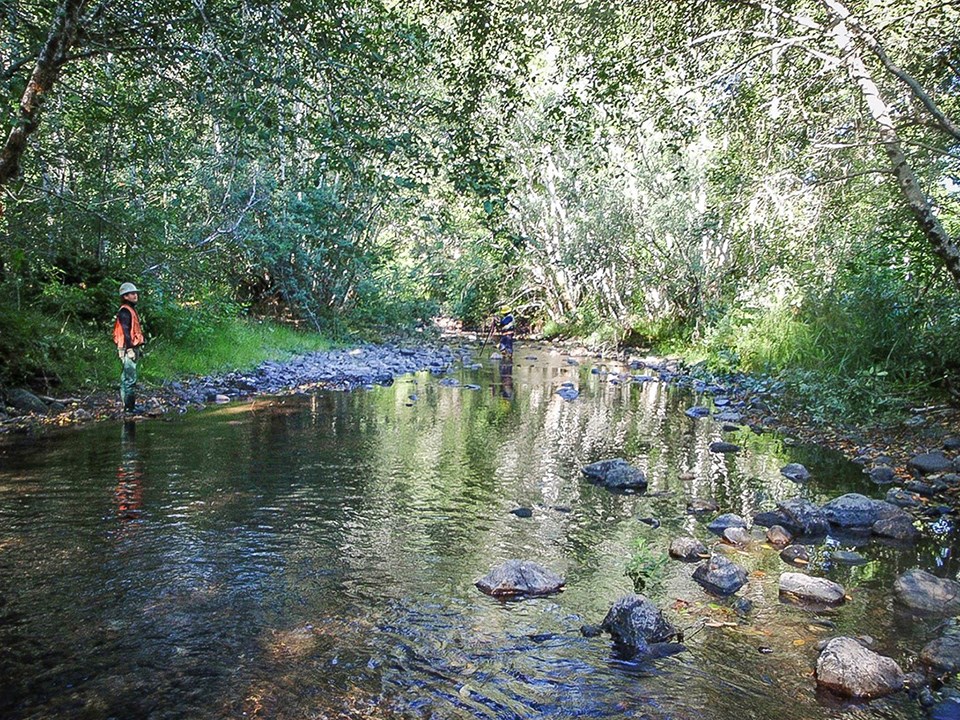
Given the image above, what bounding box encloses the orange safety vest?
[113,303,144,349]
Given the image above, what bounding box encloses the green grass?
[140,318,332,383]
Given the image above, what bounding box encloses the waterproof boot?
[124,392,136,413]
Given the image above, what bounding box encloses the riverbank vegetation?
[2,1,958,423]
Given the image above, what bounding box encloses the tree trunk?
[0,0,87,187]
[824,2,960,290]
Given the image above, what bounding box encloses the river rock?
[684,406,710,419]
[707,513,747,536]
[556,386,579,401]
[687,498,719,514]
[692,554,748,596]
[945,437,960,451]
[873,513,918,542]
[921,634,960,672]
[815,637,904,699]
[766,525,793,548]
[773,498,830,537]
[581,459,647,490]
[895,570,960,614]
[868,465,896,484]
[779,572,846,607]
[780,544,810,565]
[5,388,48,415]
[780,463,811,482]
[601,594,676,654]
[886,487,922,508]
[475,560,565,597]
[930,698,960,720]
[709,441,741,454]
[822,493,900,528]
[909,452,953,475]
[669,536,709,562]
[722,527,753,546]
[827,550,867,566]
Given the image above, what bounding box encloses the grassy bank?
[0,294,331,395]
[138,319,332,385]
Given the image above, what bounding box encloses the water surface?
[0,345,952,719]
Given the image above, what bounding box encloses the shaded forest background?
[1,0,959,422]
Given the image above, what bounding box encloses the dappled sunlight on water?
[0,344,946,719]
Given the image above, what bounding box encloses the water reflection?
[114,421,144,528]
[0,345,944,719]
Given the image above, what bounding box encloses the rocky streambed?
[0,342,460,434]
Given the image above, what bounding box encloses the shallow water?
[0,345,953,719]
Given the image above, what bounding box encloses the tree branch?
[819,0,960,143]
[0,0,89,187]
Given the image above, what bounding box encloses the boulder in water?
[692,554,748,596]
[668,536,709,562]
[706,513,747,536]
[822,493,901,528]
[780,463,811,482]
[709,441,741,454]
[780,544,810,565]
[766,525,793,548]
[873,513,918,542]
[816,637,904,699]
[920,633,960,673]
[475,560,565,598]
[601,594,676,654]
[894,570,960,615]
[722,527,753,547]
[581,459,647,490]
[773,498,830,537]
[779,572,846,607]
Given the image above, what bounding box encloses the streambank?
[0,342,459,436]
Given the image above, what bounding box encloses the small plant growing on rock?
[625,537,668,593]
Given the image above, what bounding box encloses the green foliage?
[624,537,668,594]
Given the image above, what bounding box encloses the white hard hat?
[119,282,139,295]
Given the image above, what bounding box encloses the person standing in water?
[497,305,515,359]
[112,282,145,413]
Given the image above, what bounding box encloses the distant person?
[112,282,145,413]
[497,305,515,359]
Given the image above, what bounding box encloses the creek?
[0,344,953,719]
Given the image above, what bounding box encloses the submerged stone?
[722,527,753,547]
[826,550,867,566]
[581,458,647,490]
[780,463,811,482]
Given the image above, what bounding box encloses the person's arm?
[118,307,133,349]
